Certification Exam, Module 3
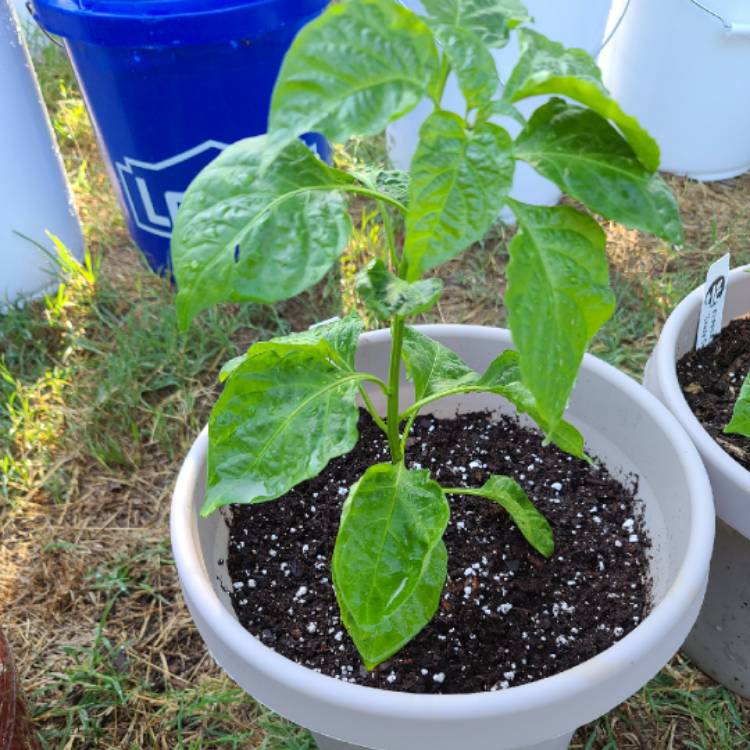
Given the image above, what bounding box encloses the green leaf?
[460,475,554,557]
[173,137,353,330]
[219,315,364,383]
[353,168,411,206]
[402,326,478,400]
[267,0,440,159]
[266,314,364,370]
[476,350,588,460]
[514,99,682,244]
[478,98,526,126]
[332,463,449,668]
[506,201,615,431]
[725,371,750,438]
[205,347,368,515]
[433,25,499,110]
[403,111,514,280]
[218,355,247,383]
[503,29,660,172]
[401,329,588,459]
[357,260,443,319]
[421,0,530,47]
[336,543,447,670]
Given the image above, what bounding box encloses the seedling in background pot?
[171,0,682,670]
[725,368,750,438]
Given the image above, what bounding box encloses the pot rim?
[650,265,750,492]
[171,324,714,721]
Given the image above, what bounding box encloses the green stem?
[386,316,406,463]
[358,384,388,435]
[399,409,419,456]
[379,200,399,270]
[442,487,483,496]
[399,385,481,422]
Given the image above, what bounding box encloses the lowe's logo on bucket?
[116,140,228,239]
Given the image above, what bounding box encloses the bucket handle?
[25,1,64,47]
[687,0,750,36]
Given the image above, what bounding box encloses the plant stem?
[358,384,388,435]
[399,409,419,455]
[379,200,399,270]
[386,316,406,463]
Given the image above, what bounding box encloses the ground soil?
[226,410,652,695]
[677,317,750,471]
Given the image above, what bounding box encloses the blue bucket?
[31,0,330,273]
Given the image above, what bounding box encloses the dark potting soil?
[677,316,750,471]
[224,411,652,694]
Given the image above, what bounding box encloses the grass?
[1,38,749,750]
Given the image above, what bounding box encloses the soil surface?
[677,317,750,471]
[225,411,652,694]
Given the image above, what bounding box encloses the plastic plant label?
[696,253,730,350]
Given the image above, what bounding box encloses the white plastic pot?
[599,0,750,181]
[1,0,83,309]
[172,325,714,750]
[644,266,750,697]
[385,1,614,219]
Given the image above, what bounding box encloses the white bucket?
[386,1,614,219]
[599,0,750,182]
[1,0,83,309]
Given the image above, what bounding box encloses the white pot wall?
[172,326,713,750]
[644,266,750,697]
[644,266,750,538]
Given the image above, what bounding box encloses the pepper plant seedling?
[172,0,682,669]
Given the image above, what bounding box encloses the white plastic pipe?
[0,0,83,308]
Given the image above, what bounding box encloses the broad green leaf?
[173,137,353,330]
[332,464,449,649]
[421,0,530,47]
[267,0,440,159]
[433,25,499,110]
[462,475,554,557]
[357,260,443,319]
[476,350,588,460]
[219,355,247,383]
[506,201,615,431]
[402,326,478,400]
[514,99,682,244]
[401,329,588,459]
[267,314,364,370]
[725,371,750,438]
[503,30,660,171]
[353,168,411,206]
[205,347,368,515]
[219,315,364,384]
[336,542,447,670]
[478,98,526,126]
[404,111,514,280]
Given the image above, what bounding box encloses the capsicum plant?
[172,0,682,669]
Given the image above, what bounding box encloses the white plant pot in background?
[644,266,750,697]
[599,0,750,182]
[386,1,614,221]
[172,325,714,750]
[1,0,82,309]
